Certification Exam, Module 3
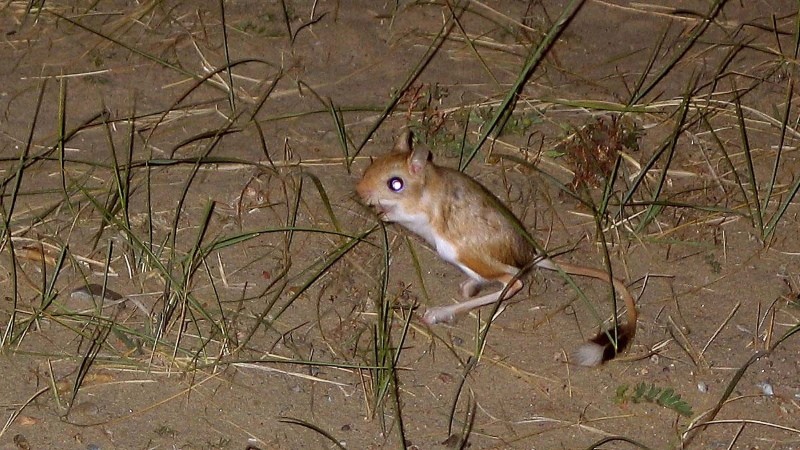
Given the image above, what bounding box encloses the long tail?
[535,258,638,367]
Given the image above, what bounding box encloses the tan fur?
[357,129,638,366]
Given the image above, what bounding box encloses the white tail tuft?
[572,342,606,367]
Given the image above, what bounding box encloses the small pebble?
[756,381,774,396]
[71,401,100,417]
[697,381,708,393]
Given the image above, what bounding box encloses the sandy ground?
[1,1,799,449]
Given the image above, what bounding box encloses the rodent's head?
[356,129,432,223]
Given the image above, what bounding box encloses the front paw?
[422,307,456,325]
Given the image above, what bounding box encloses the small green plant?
[615,382,694,417]
[233,12,281,37]
[704,253,722,274]
[154,425,176,438]
[468,106,540,138]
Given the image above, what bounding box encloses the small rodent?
[356,128,638,366]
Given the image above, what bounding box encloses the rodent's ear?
[408,144,430,175]
[392,128,413,154]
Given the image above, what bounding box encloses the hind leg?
[460,278,485,298]
[423,275,523,325]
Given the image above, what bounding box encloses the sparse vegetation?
[0,0,799,449]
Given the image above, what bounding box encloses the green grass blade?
[700,113,749,210]
[763,12,800,240]
[69,319,113,409]
[460,0,585,170]
[302,172,342,233]
[446,1,500,87]
[733,88,764,234]
[1,80,46,230]
[278,0,293,41]
[46,10,201,82]
[371,224,391,425]
[405,236,431,305]
[634,95,689,232]
[682,320,800,446]
[57,74,73,215]
[630,0,728,104]
[40,245,68,313]
[327,98,351,171]
[628,23,669,105]
[598,155,622,219]
[0,75,41,343]
[764,170,800,239]
[0,238,19,346]
[0,110,108,193]
[763,76,792,221]
[217,0,236,111]
[584,436,652,449]
[354,0,467,158]
[623,76,695,230]
[279,417,346,449]
[203,227,365,254]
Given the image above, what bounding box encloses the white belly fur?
[433,235,484,282]
[387,198,485,283]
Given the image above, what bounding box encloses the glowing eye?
[388,177,404,192]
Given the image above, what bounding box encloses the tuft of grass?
[363,224,412,445]
[625,74,697,233]
[353,0,468,159]
[628,0,727,105]
[459,0,586,170]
